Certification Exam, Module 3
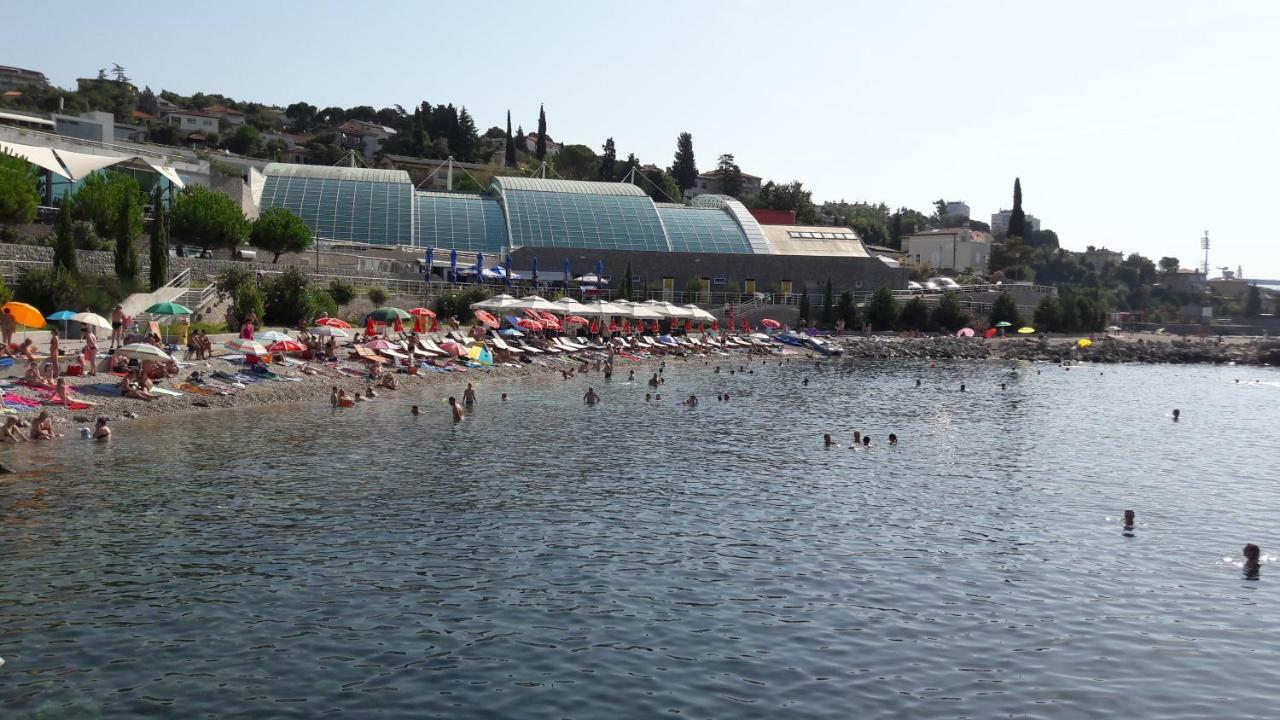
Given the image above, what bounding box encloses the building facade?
[0,65,48,92]
[166,111,220,134]
[683,169,762,202]
[1082,247,1124,270]
[338,120,396,160]
[903,228,992,272]
[991,208,1041,236]
[945,201,970,219]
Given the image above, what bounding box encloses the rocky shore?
[834,334,1280,366]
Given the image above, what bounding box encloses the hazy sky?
[9,1,1280,276]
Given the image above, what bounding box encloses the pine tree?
[671,132,698,192]
[1007,177,1026,238]
[455,107,478,162]
[820,278,834,325]
[535,104,547,161]
[620,261,633,300]
[114,191,139,284]
[148,187,169,291]
[866,288,898,330]
[798,287,811,322]
[600,138,617,181]
[504,111,516,167]
[990,291,1022,327]
[1245,286,1263,317]
[52,201,77,275]
[836,291,860,328]
[515,125,526,155]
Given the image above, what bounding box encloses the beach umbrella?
[711,320,718,331]
[956,327,976,337]
[1017,326,1036,334]
[363,338,394,350]
[522,307,544,321]
[595,259,604,279]
[1106,325,1122,332]
[684,319,693,332]
[516,318,543,331]
[531,256,538,283]
[474,310,499,328]
[621,318,631,333]
[266,339,306,354]
[424,248,434,279]
[565,315,589,325]
[499,327,524,337]
[1078,338,1093,348]
[311,325,349,339]
[504,254,513,287]
[539,314,561,331]
[367,306,411,323]
[256,330,292,343]
[629,304,663,320]
[983,328,998,339]
[145,301,192,316]
[72,312,111,331]
[511,295,561,311]
[994,321,1012,328]
[2,301,44,329]
[449,249,458,282]
[681,304,716,321]
[47,310,76,336]
[393,317,404,333]
[316,317,351,328]
[580,299,627,316]
[439,340,466,356]
[563,258,571,284]
[224,338,268,356]
[409,307,437,319]
[471,294,521,312]
[117,342,172,362]
[365,317,376,336]
[760,318,782,329]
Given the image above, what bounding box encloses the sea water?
[2,359,1279,719]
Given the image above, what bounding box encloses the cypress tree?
[989,291,1022,328]
[515,125,526,155]
[620,261,633,300]
[504,111,516,167]
[798,287,810,322]
[114,190,139,284]
[535,104,547,161]
[1007,177,1026,238]
[149,187,169,291]
[600,138,617,181]
[52,200,78,275]
[671,132,698,192]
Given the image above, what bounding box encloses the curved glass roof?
[499,187,671,252]
[259,172,413,246]
[492,176,649,197]
[262,162,410,184]
[415,191,507,253]
[658,206,752,254]
[691,194,771,254]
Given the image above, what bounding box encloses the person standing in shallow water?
[1172,409,1180,421]
[448,397,463,422]
[584,387,600,406]
[463,383,477,406]
[1243,544,1262,578]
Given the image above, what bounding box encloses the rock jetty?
[833,336,1278,366]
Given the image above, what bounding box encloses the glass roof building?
[256,163,870,259]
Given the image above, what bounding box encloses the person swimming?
[915,379,921,387]
[1000,383,1006,390]
[584,387,600,406]
[802,378,809,387]
[683,395,698,407]
[645,393,652,402]
[888,433,897,445]
[1123,509,1135,528]
[824,433,835,448]
[1172,408,1180,421]
[853,430,861,445]
[960,383,966,392]
[463,383,476,406]
[411,405,420,416]
[501,393,509,401]
[1244,543,1262,577]
[648,373,659,388]
[862,436,870,448]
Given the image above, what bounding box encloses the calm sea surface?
[2,358,1279,719]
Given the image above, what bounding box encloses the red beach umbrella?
[266,339,306,354]
[565,315,589,325]
[365,318,377,336]
[609,321,619,333]
[684,319,693,332]
[983,327,998,339]
[589,321,599,334]
[711,320,718,331]
[408,307,437,318]
[439,340,465,356]
[760,318,782,329]
[474,309,500,328]
[393,317,404,333]
[516,318,543,331]
[621,318,631,333]
[431,317,440,332]
[316,317,352,329]
[522,308,543,321]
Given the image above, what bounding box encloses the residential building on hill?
[521,132,562,157]
[338,120,396,160]
[0,65,48,92]
[202,105,245,126]
[1162,268,1207,293]
[991,208,1041,236]
[166,110,220,134]
[945,201,970,219]
[903,228,993,272]
[683,168,762,202]
[1082,247,1124,270]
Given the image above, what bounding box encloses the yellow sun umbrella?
[1017,326,1036,334]
[1077,338,1093,348]
[1,301,45,329]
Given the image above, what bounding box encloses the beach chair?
[517,341,545,354]
[491,336,523,354]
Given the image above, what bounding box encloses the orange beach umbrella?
[2,301,44,329]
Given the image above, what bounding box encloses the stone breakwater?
[834,336,1280,366]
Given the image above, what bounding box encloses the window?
[855,281,863,289]
[711,277,726,287]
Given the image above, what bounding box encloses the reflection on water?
[2,359,1280,719]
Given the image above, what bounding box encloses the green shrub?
[215,266,255,299]
[367,287,388,306]
[433,288,489,324]
[262,266,311,327]
[327,279,356,305]
[308,288,338,320]
[17,268,79,316]
[230,282,265,328]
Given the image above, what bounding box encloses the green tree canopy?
[113,190,139,284]
[72,171,142,238]
[52,202,78,275]
[931,290,969,331]
[820,278,834,325]
[0,150,39,225]
[897,297,931,331]
[148,187,169,291]
[716,154,743,197]
[250,207,313,263]
[866,287,898,330]
[836,290,860,328]
[671,132,698,192]
[1007,177,1026,238]
[554,144,598,180]
[1158,257,1180,273]
[599,138,617,181]
[170,186,249,252]
[797,287,810,322]
[535,104,547,161]
[1245,285,1263,317]
[1033,295,1060,331]
[990,291,1022,327]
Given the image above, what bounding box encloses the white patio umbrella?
[224,338,269,355]
[553,297,589,314]
[645,300,694,318]
[471,294,521,311]
[311,325,349,339]
[682,304,717,321]
[72,312,111,331]
[116,343,172,362]
[256,330,292,343]
[510,295,562,312]
[629,304,664,320]
[579,299,627,316]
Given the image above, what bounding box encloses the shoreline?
[3,333,1275,456]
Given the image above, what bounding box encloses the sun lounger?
[491,336,523,353]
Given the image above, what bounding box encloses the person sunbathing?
[2,416,28,443]
[23,363,54,389]
[18,339,37,364]
[121,371,155,401]
[29,410,60,440]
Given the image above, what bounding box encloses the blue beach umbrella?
[48,309,76,336]
[424,247,434,279]
[563,258,571,284]
[449,249,458,282]
[504,254,513,287]
[531,256,539,283]
[475,252,484,275]
[596,260,605,280]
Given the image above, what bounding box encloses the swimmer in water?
[411,405,420,416]
[1123,509,1135,529]
[824,433,834,448]
[888,433,897,445]
[960,383,966,392]
[645,393,652,402]
[915,379,921,387]
[584,387,600,406]
[862,436,870,448]
[463,383,476,406]
[1172,409,1180,421]
[649,373,659,388]
[1244,543,1262,578]
[683,394,698,407]
[1000,383,1006,390]
[802,378,809,387]
[853,431,861,445]
[448,397,463,422]
[501,393,509,401]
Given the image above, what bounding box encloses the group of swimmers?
[1121,509,1262,578]
[0,410,105,441]
[824,431,898,449]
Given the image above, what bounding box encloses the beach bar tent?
[0,140,186,187]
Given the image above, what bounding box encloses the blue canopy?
[503,315,524,327]
[47,310,77,321]
[424,248,434,275]
[449,249,458,281]
[531,256,539,282]
[504,254,513,287]
[499,327,525,337]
